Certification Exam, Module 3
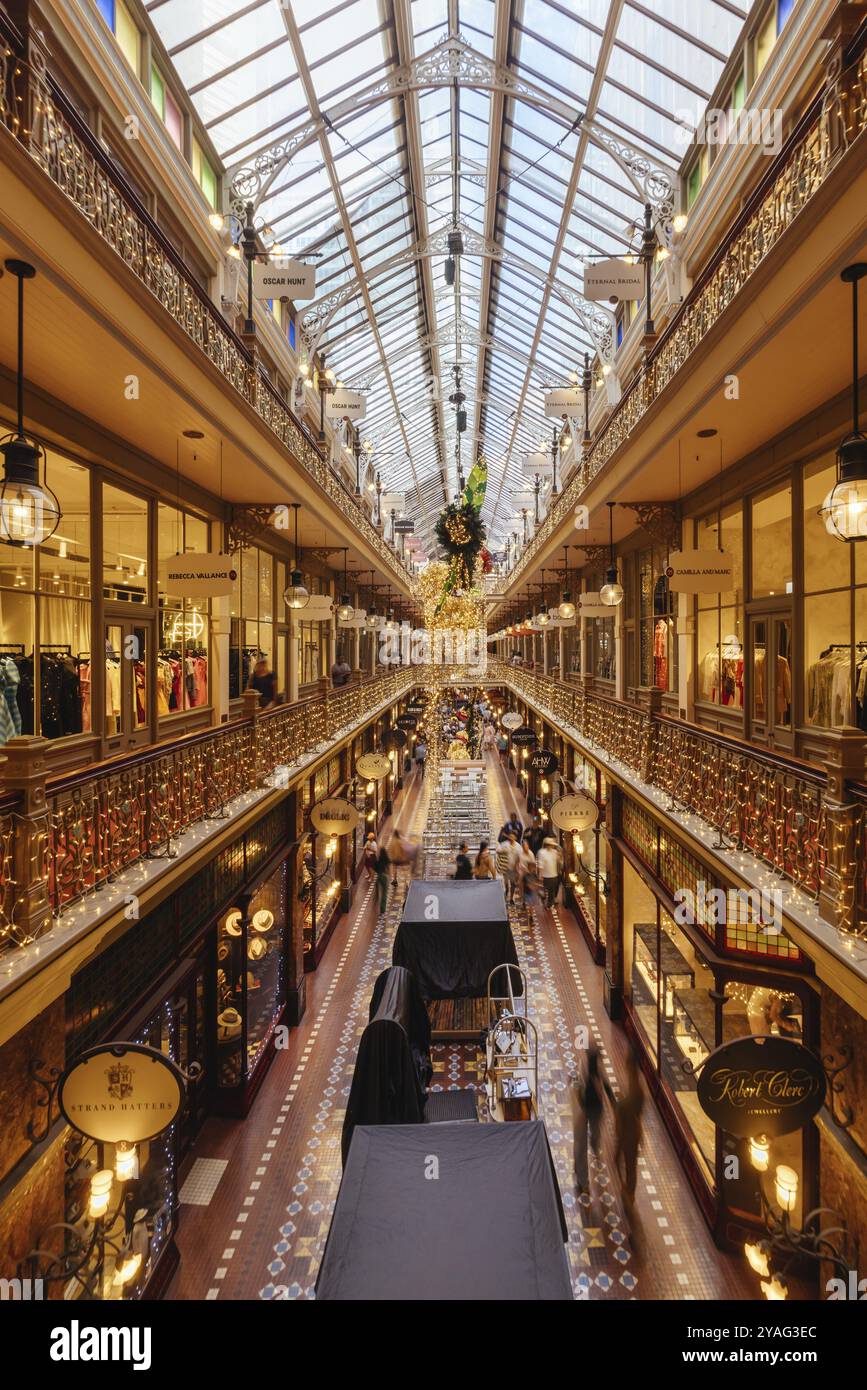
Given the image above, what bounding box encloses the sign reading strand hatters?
[509,725,538,748]
[696,1035,826,1138]
[59,1044,186,1144]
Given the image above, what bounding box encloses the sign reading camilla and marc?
[58,1044,186,1144]
[696,1035,826,1138]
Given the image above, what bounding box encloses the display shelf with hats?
[214,859,289,1116]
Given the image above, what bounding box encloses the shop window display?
[695,503,744,708]
[803,455,867,730]
[637,550,676,692]
[0,452,92,742]
[157,504,210,714]
[229,546,275,699]
[216,862,287,1093]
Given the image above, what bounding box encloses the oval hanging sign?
[310,796,360,836]
[396,714,417,731]
[501,712,523,730]
[58,1043,185,1144]
[510,725,538,748]
[356,752,391,781]
[530,748,559,775]
[382,729,407,750]
[696,1035,826,1138]
[550,793,599,833]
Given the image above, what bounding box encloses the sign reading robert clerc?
[530,748,558,775]
[696,1035,825,1138]
[59,1044,185,1145]
[510,725,538,749]
[310,797,360,836]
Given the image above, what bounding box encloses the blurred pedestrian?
[570,1043,614,1196]
[495,833,520,902]
[615,1050,644,1226]
[473,840,495,879]
[537,836,563,908]
[454,842,473,880]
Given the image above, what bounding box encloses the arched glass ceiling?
[148,0,747,552]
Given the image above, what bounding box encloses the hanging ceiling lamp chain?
[0,260,62,547]
[283,503,310,610]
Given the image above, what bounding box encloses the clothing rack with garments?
[754,644,792,725]
[229,644,261,700]
[13,646,85,741]
[158,645,208,714]
[699,644,744,709]
[807,643,867,729]
[0,645,23,746]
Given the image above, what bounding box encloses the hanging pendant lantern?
[822,265,867,541]
[0,261,61,548]
[283,502,310,609]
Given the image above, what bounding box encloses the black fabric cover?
[317,1121,571,1301]
[392,880,519,1000]
[341,967,432,1164]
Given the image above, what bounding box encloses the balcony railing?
[0,32,412,591]
[489,39,867,596]
[0,667,414,954]
[489,663,857,936]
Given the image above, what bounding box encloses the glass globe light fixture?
[600,569,624,606]
[823,266,867,540]
[283,570,309,610]
[366,607,379,628]
[558,592,576,620]
[537,608,550,626]
[337,595,354,621]
[0,437,62,546]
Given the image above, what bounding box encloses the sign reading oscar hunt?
[356,752,391,781]
[159,553,237,598]
[550,792,599,833]
[326,389,366,421]
[252,257,316,301]
[510,725,538,749]
[58,1044,185,1145]
[665,549,735,595]
[310,796,360,836]
[696,1035,826,1138]
[530,748,559,775]
[501,712,523,731]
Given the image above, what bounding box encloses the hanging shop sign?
[530,748,559,775]
[501,712,523,730]
[665,549,735,594]
[290,593,333,621]
[396,714,418,731]
[696,1035,826,1138]
[310,797,360,836]
[356,752,391,781]
[393,518,416,534]
[326,389,366,421]
[550,793,599,833]
[253,258,316,301]
[544,388,582,420]
[577,591,613,619]
[381,729,408,750]
[510,725,538,749]
[159,552,237,598]
[58,1044,186,1144]
[583,258,645,303]
[406,702,426,717]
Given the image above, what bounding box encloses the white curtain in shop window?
[40,598,91,654]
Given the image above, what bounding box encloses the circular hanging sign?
[310,796,360,836]
[530,748,559,775]
[501,712,523,730]
[382,729,407,750]
[58,1043,186,1144]
[396,714,417,731]
[356,752,391,781]
[550,792,599,833]
[696,1035,826,1138]
[510,725,538,749]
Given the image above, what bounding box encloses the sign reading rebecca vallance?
[696,1034,825,1138]
[665,549,735,594]
[160,553,237,597]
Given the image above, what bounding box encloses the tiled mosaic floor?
[171,763,755,1301]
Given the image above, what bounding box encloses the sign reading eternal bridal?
[356,753,391,781]
[253,258,316,301]
[310,797,360,836]
[665,549,735,594]
[583,258,645,303]
[59,1044,186,1144]
[696,1035,825,1138]
[159,553,237,598]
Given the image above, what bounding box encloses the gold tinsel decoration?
[415,561,486,633]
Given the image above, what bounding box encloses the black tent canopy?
[317,1121,571,1301]
[340,966,432,1164]
[392,880,519,999]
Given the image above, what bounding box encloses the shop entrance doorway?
[748,612,793,750]
[104,616,154,753]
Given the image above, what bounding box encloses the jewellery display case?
[633,923,694,1020]
[215,860,288,1115]
[673,988,753,1068]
